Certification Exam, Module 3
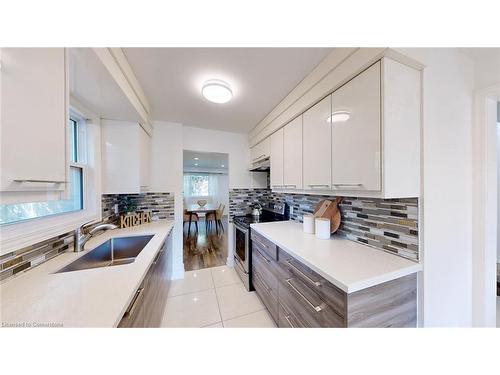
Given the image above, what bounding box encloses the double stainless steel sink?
[56,235,154,274]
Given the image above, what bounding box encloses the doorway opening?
[182,150,229,271]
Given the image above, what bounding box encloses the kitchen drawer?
[277,248,346,318]
[252,246,278,295]
[252,266,278,323]
[279,277,345,328]
[278,301,305,328]
[251,231,278,261]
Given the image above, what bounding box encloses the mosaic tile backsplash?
[1,192,174,283]
[229,189,419,262]
[102,192,175,224]
[0,232,73,282]
[228,189,271,219]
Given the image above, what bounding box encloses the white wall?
[396,48,475,327]
[498,123,500,263]
[182,125,267,189]
[149,120,184,279]
[150,122,266,277]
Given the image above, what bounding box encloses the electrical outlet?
[290,206,294,215]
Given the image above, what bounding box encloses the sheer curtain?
[183,173,219,203]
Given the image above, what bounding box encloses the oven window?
[235,227,247,264]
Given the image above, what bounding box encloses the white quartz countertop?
[0,221,174,328]
[250,221,422,293]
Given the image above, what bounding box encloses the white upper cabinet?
[331,61,381,192]
[283,116,303,189]
[303,95,332,190]
[102,120,151,194]
[254,57,420,198]
[1,48,68,199]
[250,137,270,165]
[270,128,284,188]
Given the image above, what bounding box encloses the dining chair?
[183,209,199,235]
[206,204,225,233]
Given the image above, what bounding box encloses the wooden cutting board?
[314,197,343,233]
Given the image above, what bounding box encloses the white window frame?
[0,99,101,255]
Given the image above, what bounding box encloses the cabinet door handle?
[124,287,145,316]
[307,184,329,188]
[14,179,68,184]
[286,260,321,287]
[271,185,284,189]
[286,278,323,312]
[332,183,363,187]
[283,184,296,188]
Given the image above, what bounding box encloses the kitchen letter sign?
[120,212,152,228]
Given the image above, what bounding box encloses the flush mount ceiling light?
[194,157,199,160]
[202,79,233,104]
[327,111,351,123]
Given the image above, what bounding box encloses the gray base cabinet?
[118,235,171,328]
[251,232,417,328]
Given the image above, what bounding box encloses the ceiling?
[124,48,332,133]
[183,150,229,173]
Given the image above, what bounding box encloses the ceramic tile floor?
[161,265,276,328]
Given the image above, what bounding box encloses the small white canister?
[303,214,315,234]
[315,218,331,240]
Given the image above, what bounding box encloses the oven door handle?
[234,255,247,274]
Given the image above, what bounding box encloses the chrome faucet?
[74,221,118,252]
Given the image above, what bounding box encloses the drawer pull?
[256,247,271,263]
[253,238,269,251]
[254,270,273,294]
[286,260,321,287]
[284,314,296,328]
[286,278,323,312]
[152,249,164,264]
[124,287,145,316]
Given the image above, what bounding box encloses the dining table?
[185,203,220,235]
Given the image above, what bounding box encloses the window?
[184,175,210,197]
[0,117,85,225]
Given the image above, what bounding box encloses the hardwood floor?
[183,217,228,271]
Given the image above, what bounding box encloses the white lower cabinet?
[0,48,68,202]
[270,128,284,189]
[102,120,151,194]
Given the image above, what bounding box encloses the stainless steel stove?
[232,201,287,290]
